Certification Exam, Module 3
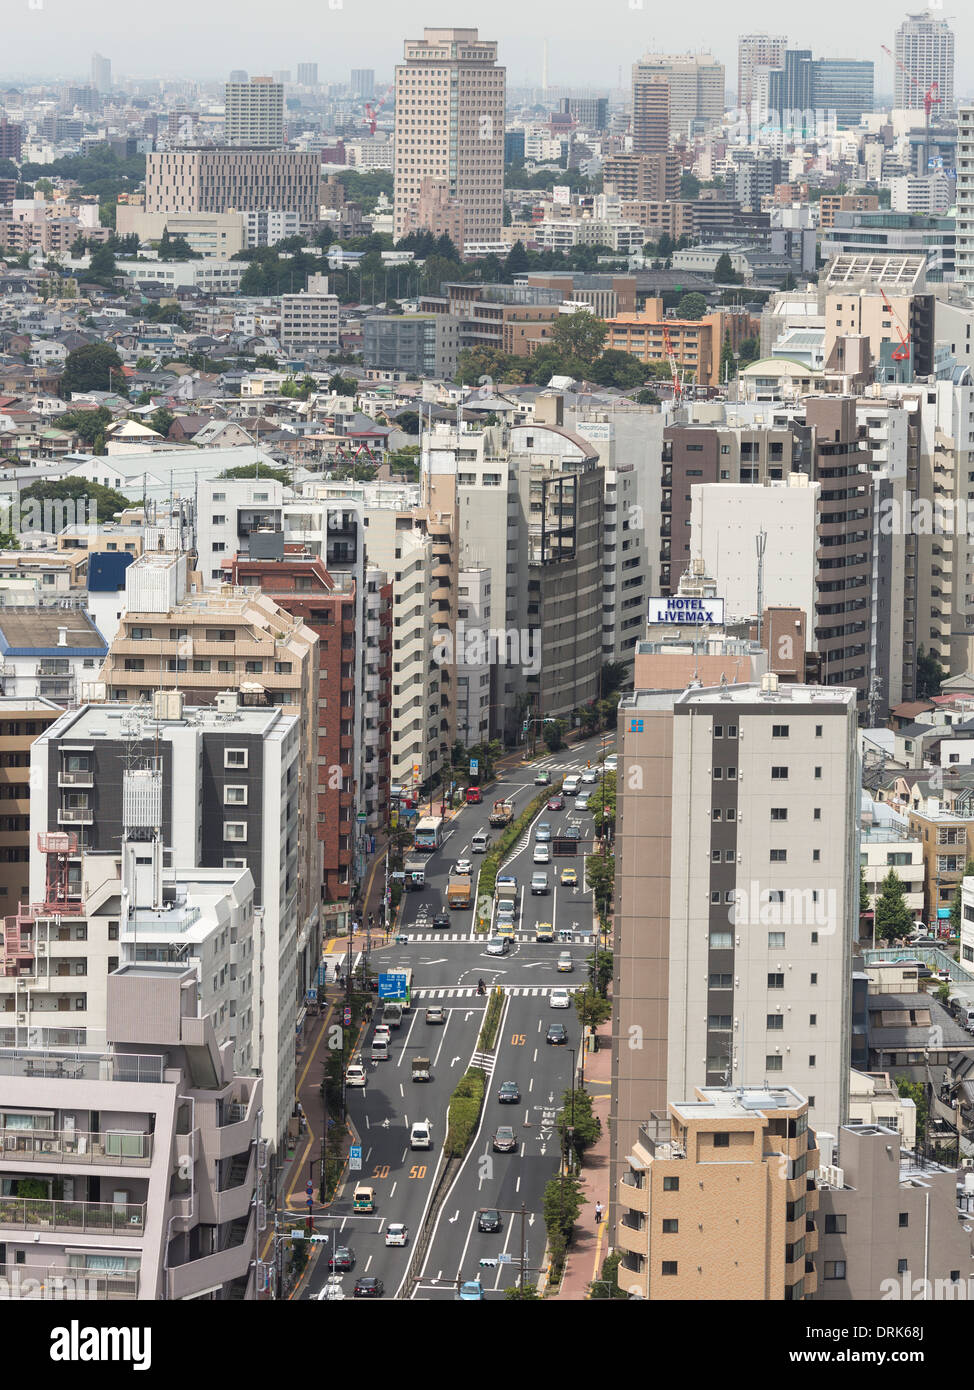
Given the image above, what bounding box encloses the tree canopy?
[60,343,127,398]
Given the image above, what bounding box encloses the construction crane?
[881,43,942,171]
[660,321,684,403]
[879,287,912,363]
[364,85,393,136]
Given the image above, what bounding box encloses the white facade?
[860,829,924,924]
[894,13,954,114]
[279,291,340,352]
[958,108,974,301]
[455,566,492,746]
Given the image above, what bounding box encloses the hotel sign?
[648,596,724,625]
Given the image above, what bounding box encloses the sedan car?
[533,844,551,864]
[535,822,552,842]
[557,952,574,972]
[373,1024,392,1043]
[425,1005,446,1025]
[458,1280,485,1301]
[455,857,473,875]
[353,1277,384,1298]
[329,1246,354,1272]
[550,988,572,1009]
[486,936,510,956]
[478,1208,502,1233]
[547,794,565,811]
[432,910,451,930]
[581,769,599,785]
[345,1062,367,1087]
[492,1125,517,1153]
[563,825,582,841]
[546,1023,568,1045]
[561,867,579,887]
[497,1081,520,1104]
[603,757,617,772]
[534,770,552,786]
[385,1223,409,1247]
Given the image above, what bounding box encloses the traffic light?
[522,720,529,733]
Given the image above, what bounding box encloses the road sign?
[343,1006,351,1026]
[379,972,408,1000]
[391,871,405,881]
[357,812,367,822]
[349,1145,362,1171]
[317,964,328,987]
[469,758,479,774]
[497,1252,513,1264]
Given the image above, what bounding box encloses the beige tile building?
[144,149,320,230]
[617,1084,819,1300]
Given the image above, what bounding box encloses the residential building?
[602,152,681,203]
[90,52,112,93]
[631,54,725,139]
[0,963,264,1300]
[631,75,670,154]
[455,566,492,746]
[610,678,859,1206]
[889,173,955,216]
[145,149,321,231]
[279,289,340,353]
[0,698,62,907]
[860,823,924,925]
[0,609,107,704]
[224,77,285,148]
[819,194,880,230]
[907,807,974,924]
[894,11,954,114]
[604,304,752,389]
[351,69,375,100]
[848,1070,917,1147]
[364,313,460,379]
[958,107,974,301]
[297,63,318,87]
[816,1124,973,1298]
[393,28,505,244]
[0,119,23,162]
[738,34,788,111]
[401,176,465,249]
[616,1086,819,1300]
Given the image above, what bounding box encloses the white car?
[550,988,572,1009]
[603,756,617,772]
[533,843,551,864]
[580,769,599,785]
[385,1223,409,1247]
[455,858,473,875]
[345,1062,367,1088]
[373,1024,391,1043]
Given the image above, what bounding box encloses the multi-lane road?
[302,733,613,1301]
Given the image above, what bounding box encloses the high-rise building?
[738,33,787,110]
[297,63,318,86]
[393,28,505,245]
[145,149,321,229]
[90,52,112,93]
[767,49,813,133]
[631,74,670,154]
[0,118,23,162]
[351,68,376,100]
[958,107,974,299]
[610,677,859,1203]
[811,60,875,129]
[229,69,248,84]
[630,54,725,139]
[224,76,285,147]
[894,11,954,114]
[557,96,609,130]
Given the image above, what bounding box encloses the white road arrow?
[540,1144,547,1156]
[449,1211,460,1224]
[528,1214,535,1227]
[451,1056,462,1066]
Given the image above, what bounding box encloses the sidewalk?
[553,1014,613,1300]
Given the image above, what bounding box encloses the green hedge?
[445,1066,486,1157]
[477,988,504,1052]
[476,787,552,930]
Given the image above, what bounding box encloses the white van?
[562,775,580,795]
[410,1119,432,1150]
[471,831,491,853]
[370,1036,390,1062]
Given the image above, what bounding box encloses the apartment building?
[610,678,858,1206]
[363,313,461,379]
[894,11,954,114]
[958,107,974,301]
[617,1085,819,1300]
[630,75,670,154]
[860,824,924,924]
[360,567,394,829]
[279,290,340,353]
[0,698,63,908]
[0,609,108,704]
[738,34,788,111]
[420,281,563,357]
[401,175,466,248]
[224,77,284,148]
[605,303,752,388]
[144,149,321,230]
[455,566,492,746]
[630,54,725,139]
[907,806,974,923]
[29,697,307,1154]
[816,1123,973,1299]
[525,273,637,320]
[602,152,681,203]
[0,963,264,1301]
[393,28,505,244]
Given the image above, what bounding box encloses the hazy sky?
[2,0,972,95]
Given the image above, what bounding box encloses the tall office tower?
[297,63,319,86]
[738,33,787,111]
[767,49,813,133]
[352,68,376,99]
[958,107,974,299]
[810,60,875,129]
[229,69,248,84]
[630,54,725,139]
[894,11,954,114]
[631,72,670,153]
[393,28,505,245]
[0,118,22,161]
[610,677,858,1210]
[90,52,112,93]
[224,76,285,147]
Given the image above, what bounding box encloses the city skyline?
[2,1,974,93]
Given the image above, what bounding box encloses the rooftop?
[0,608,106,654]
[42,699,297,744]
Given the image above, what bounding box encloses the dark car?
[547,795,565,811]
[353,1276,384,1298]
[478,1208,503,1233]
[492,1125,517,1152]
[546,1023,568,1045]
[432,910,451,930]
[564,825,581,840]
[329,1246,354,1272]
[497,1081,520,1104]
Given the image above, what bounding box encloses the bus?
[413,816,444,852]
[382,967,413,1011]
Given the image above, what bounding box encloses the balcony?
[0,1196,146,1235]
[0,1126,153,1166]
[0,1260,139,1300]
[212,1081,260,1159]
[618,1172,649,1213]
[166,1208,254,1299]
[57,807,93,826]
[615,1216,648,1257]
[57,770,94,788]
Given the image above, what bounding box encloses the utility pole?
[519,1203,528,1292]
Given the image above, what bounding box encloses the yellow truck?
[447,874,473,908]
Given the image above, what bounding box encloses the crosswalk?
[402,932,592,942]
[414,984,582,999]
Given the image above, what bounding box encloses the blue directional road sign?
[349,1145,362,1171]
[378,972,408,1001]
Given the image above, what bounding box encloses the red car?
[547,795,565,811]
[466,787,482,804]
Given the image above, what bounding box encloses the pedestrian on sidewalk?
[595,1201,604,1224]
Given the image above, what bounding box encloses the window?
[815,725,822,737]
[810,1014,817,1026]
[766,1055,783,1071]
[814,767,822,779]
[809,1055,816,1067]
[811,973,818,985]
[662,1218,678,1233]
[709,930,732,950]
[726,767,737,780]
[812,849,820,862]
[770,849,787,862]
[772,725,790,738]
[767,1014,783,1029]
[709,973,731,988]
[661,1261,678,1276]
[712,809,722,821]
[771,766,788,779]
[768,973,784,988]
[708,1015,731,1029]
[898,1212,909,1228]
[714,725,723,738]
[711,850,721,863]
[771,808,787,821]
[225,749,248,769]
[824,1214,846,1234]
[713,767,722,779]
[814,808,821,820]
[712,1132,729,1147]
[224,786,247,805]
[768,932,785,948]
[223,822,247,842]
[663,1176,679,1191]
[727,726,737,738]
[726,809,736,822]
[897,1258,909,1274]
[824,1261,846,1280]
[223,857,247,869]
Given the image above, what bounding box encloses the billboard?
[647,595,724,626]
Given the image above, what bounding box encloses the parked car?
[329,1246,354,1272]
[425,1005,446,1024]
[492,1125,517,1152]
[547,794,565,811]
[478,1208,502,1233]
[385,1223,408,1247]
[345,1061,367,1087]
[354,1277,384,1298]
[486,937,510,956]
[550,988,572,1009]
[547,1023,568,1045]
[497,1081,520,1104]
